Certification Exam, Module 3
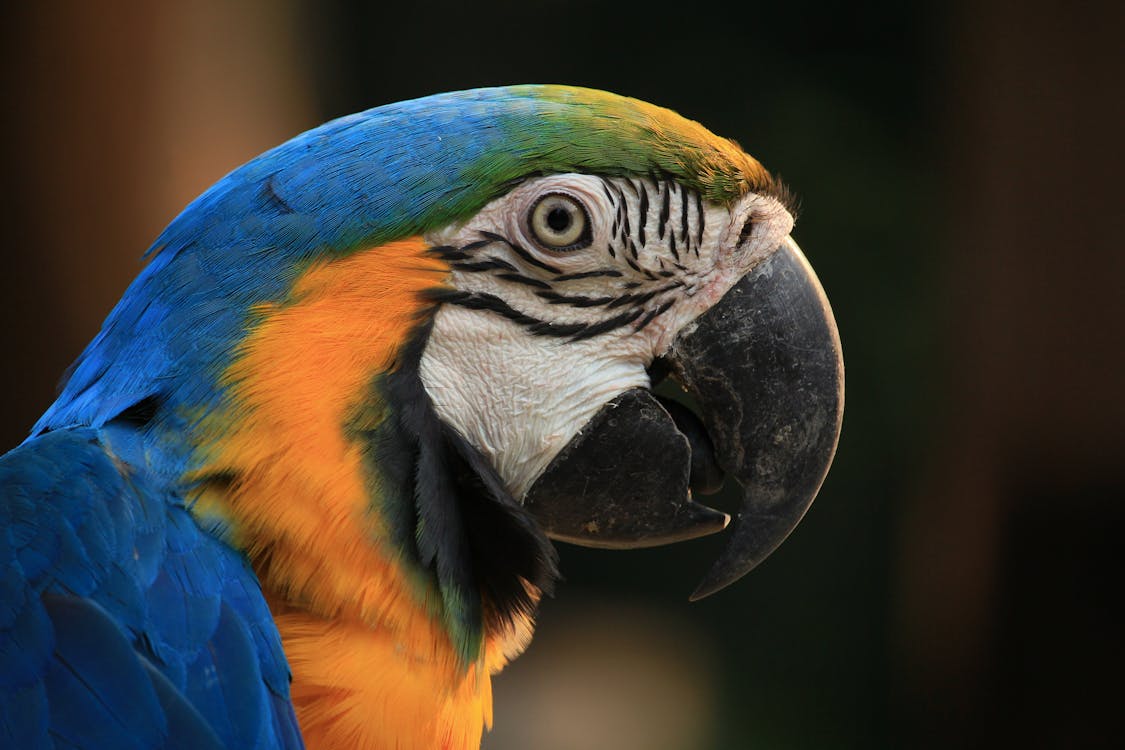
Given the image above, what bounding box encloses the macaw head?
[37,85,842,663]
[422,146,843,602]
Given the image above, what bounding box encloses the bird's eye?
[528,193,592,251]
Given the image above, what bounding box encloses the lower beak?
[524,237,844,599]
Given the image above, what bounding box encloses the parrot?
[0,85,843,750]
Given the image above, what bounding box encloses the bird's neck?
[262,586,499,750]
[184,239,523,749]
[192,434,513,750]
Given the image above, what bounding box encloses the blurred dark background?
[2,1,1122,748]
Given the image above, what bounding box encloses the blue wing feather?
[0,428,303,749]
[140,659,225,750]
[41,595,166,750]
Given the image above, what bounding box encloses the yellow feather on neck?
[188,238,527,750]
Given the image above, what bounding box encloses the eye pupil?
[546,207,572,233]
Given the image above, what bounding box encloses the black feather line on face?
[535,290,617,308]
[619,191,632,247]
[626,239,641,266]
[553,269,623,282]
[478,231,562,275]
[634,298,675,332]
[431,245,471,262]
[452,257,519,273]
[637,180,649,248]
[444,291,658,342]
[679,182,690,250]
[658,180,671,242]
[567,308,646,341]
[361,318,558,662]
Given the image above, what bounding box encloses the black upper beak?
[524,237,844,598]
[669,237,844,598]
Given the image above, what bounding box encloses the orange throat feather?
[186,237,540,750]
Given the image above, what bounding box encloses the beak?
[524,237,844,599]
[522,388,731,548]
[669,237,844,598]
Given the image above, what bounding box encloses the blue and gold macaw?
[0,86,843,749]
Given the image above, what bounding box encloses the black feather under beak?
[524,238,843,599]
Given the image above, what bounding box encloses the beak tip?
[687,542,767,602]
[687,586,710,603]
[688,568,751,602]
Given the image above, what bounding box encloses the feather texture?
[0,427,300,749]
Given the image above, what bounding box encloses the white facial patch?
[420,174,793,498]
[420,305,650,498]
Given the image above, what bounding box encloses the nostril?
[737,215,756,246]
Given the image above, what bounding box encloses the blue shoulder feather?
[0,427,303,749]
